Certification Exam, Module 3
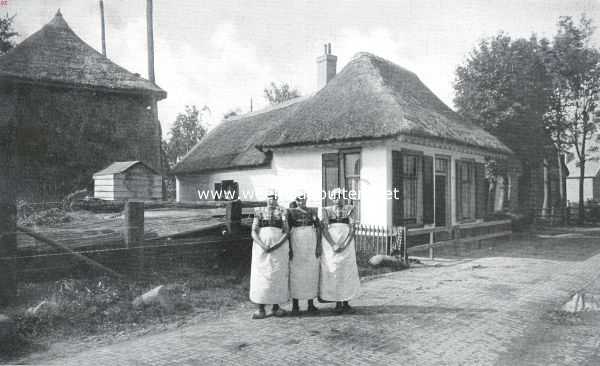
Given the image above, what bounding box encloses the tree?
[163,105,209,167]
[264,82,300,105]
[454,33,554,214]
[545,15,600,223]
[0,13,18,55]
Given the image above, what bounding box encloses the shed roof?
[0,11,166,98]
[93,161,159,177]
[173,52,512,174]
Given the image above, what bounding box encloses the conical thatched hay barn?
[0,11,166,201]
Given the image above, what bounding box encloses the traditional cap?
[266,188,278,198]
[295,191,307,201]
[331,187,343,199]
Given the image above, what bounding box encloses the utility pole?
[100,0,107,56]
[146,0,155,83]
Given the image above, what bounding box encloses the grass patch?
[1,262,250,363]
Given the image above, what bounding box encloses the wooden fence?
[354,224,407,262]
[2,199,515,295]
[6,201,252,283]
[406,219,512,258]
[533,205,600,225]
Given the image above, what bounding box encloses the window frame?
[434,154,451,227]
[321,148,362,221]
[456,159,477,222]
[399,149,424,228]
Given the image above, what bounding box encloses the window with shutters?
[456,160,476,221]
[321,150,361,220]
[403,154,420,224]
[392,150,434,227]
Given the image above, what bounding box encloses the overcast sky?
[5,0,600,139]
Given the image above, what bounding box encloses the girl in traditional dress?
[320,188,360,313]
[288,193,321,315]
[249,190,290,319]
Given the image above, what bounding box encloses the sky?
[5,0,600,139]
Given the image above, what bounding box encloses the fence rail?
[1,199,516,297]
[354,224,407,262]
[534,205,600,225]
[406,219,512,258]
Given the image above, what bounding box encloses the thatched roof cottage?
[0,11,166,201]
[173,47,519,228]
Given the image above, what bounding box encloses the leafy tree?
[545,15,600,223]
[455,33,552,160]
[0,13,18,55]
[454,33,554,214]
[264,82,300,105]
[163,105,209,167]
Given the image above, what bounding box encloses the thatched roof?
[172,97,307,174]
[93,161,159,177]
[0,11,166,98]
[173,52,512,174]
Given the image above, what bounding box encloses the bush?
[17,200,72,227]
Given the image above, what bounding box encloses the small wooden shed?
[93,161,162,201]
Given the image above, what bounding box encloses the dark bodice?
[288,207,318,227]
[324,205,353,224]
[254,206,285,229]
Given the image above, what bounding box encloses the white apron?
[289,225,319,300]
[249,226,290,304]
[320,223,360,301]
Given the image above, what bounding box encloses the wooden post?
[124,201,145,274]
[124,201,145,248]
[403,227,408,264]
[428,231,434,259]
[0,203,17,305]
[0,92,17,304]
[99,0,107,56]
[225,200,242,235]
[146,0,155,83]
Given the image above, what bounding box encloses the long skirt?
[319,223,360,301]
[289,225,319,300]
[249,226,290,304]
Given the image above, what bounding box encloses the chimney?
[316,43,337,89]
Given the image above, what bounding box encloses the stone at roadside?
[368,254,407,268]
[132,285,174,312]
[0,314,16,342]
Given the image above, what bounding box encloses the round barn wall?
[10,83,163,202]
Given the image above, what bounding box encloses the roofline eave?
[172,161,272,176]
[0,73,167,100]
[259,133,514,157]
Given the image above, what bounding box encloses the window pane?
[344,153,360,177]
[343,152,360,220]
[435,158,448,174]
